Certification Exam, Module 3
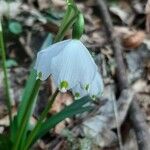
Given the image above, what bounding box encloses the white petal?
[89,72,104,97]
[51,39,97,89]
[34,39,71,80]
[73,73,104,99]
[72,83,88,99]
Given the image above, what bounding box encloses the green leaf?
[17,34,53,127]
[40,34,53,50]
[72,12,84,39]
[36,96,92,140]
[17,69,37,126]
[0,20,12,127]
[9,21,22,35]
[0,134,11,150]
[54,5,79,42]
[13,79,41,150]
[10,116,18,143]
[6,59,18,68]
[10,34,53,146]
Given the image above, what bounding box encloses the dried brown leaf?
[122,31,145,49]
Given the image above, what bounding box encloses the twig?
[97,0,128,91]
[96,0,150,150]
[19,36,34,60]
[145,0,150,33]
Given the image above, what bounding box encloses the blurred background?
[0,0,150,149]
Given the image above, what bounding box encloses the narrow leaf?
[36,96,92,139]
[17,34,53,127]
[0,134,11,150]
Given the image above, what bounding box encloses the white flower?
[34,39,104,99]
[72,72,104,99]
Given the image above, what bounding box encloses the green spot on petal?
[37,72,42,80]
[75,92,80,98]
[60,80,69,89]
[85,84,90,91]
[91,95,96,100]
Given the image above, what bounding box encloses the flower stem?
[0,19,12,126]
[54,4,79,42]
[14,0,79,149]
[72,12,84,39]
[13,79,41,150]
[23,89,59,150]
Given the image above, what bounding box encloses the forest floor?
[0,0,150,149]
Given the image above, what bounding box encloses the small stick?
[111,93,124,150]
[145,0,150,33]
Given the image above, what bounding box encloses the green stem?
[23,89,59,150]
[66,0,75,6]
[21,6,78,147]
[14,1,79,149]
[54,5,79,42]
[13,79,41,150]
[72,12,85,39]
[0,19,12,126]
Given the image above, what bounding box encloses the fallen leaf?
[82,85,134,148]
[132,79,150,93]
[122,31,145,49]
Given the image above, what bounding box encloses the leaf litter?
[0,0,150,149]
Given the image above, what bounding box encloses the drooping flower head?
[34,39,104,99]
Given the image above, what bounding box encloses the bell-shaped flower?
[72,72,104,99]
[34,39,104,98]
